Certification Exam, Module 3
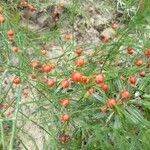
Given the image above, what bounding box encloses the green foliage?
[0,0,150,149]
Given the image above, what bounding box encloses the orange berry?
[13,77,21,85]
[76,58,84,67]
[95,74,104,84]
[135,60,143,67]
[127,47,134,55]
[61,79,70,89]
[42,65,52,73]
[129,77,136,84]
[107,99,116,108]
[61,114,70,122]
[47,79,55,87]
[60,99,70,107]
[101,84,109,91]
[71,72,82,82]
[75,48,83,55]
[8,30,14,37]
[121,90,130,100]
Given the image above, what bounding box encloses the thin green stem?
[0,122,6,150]
[9,85,23,150]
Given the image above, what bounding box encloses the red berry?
[101,84,109,91]
[60,99,70,107]
[61,114,70,122]
[75,48,83,55]
[121,90,130,99]
[135,60,143,67]
[71,72,82,82]
[76,58,84,67]
[61,79,70,89]
[127,47,134,55]
[13,77,21,85]
[95,74,104,84]
[8,30,14,37]
[47,79,55,87]
[127,47,132,51]
[129,77,136,84]
[107,99,116,108]
[42,65,52,73]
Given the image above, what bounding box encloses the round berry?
[61,114,70,122]
[42,65,52,73]
[76,58,84,67]
[71,72,82,82]
[47,79,55,87]
[75,48,83,55]
[101,84,109,91]
[107,99,116,108]
[95,74,104,84]
[135,60,143,67]
[60,99,70,107]
[61,79,70,89]
[129,77,136,84]
[8,30,14,37]
[13,77,21,85]
[121,90,130,99]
